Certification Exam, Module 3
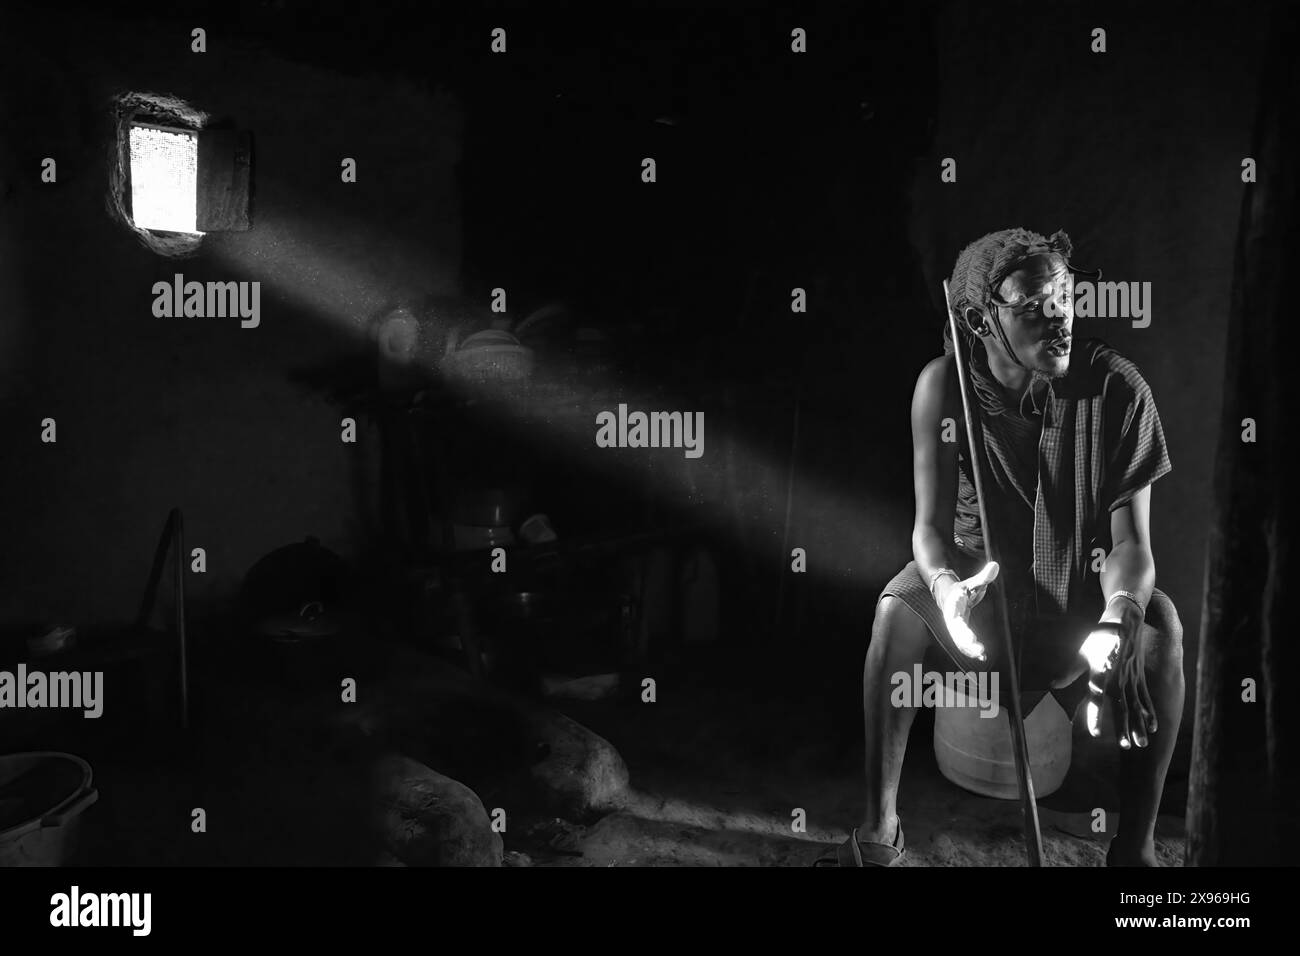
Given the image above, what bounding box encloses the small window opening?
[108,92,252,256]
[108,92,211,257]
[128,123,202,235]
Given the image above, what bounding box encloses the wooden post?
[1187,8,1300,866]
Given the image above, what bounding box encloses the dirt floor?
[7,623,1187,867]
[525,641,1188,867]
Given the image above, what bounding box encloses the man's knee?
[1146,591,1183,644]
[1142,591,1184,678]
[872,595,927,647]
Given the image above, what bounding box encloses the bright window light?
[128,124,201,234]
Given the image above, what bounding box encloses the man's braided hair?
[943,227,1073,356]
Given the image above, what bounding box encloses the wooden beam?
[1187,7,1299,866]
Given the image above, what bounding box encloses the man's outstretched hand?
[1080,614,1157,749]
[936,561,1000,661]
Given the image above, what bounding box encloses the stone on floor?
[526,710,630,820]
[371,753,502,867]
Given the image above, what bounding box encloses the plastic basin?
[0,752,99,866]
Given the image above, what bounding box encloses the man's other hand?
[1082,616,1156,749]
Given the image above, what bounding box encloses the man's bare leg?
[860,596,933,844]
[1109,597,1185,866]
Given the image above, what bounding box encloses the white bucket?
[933,690,1072,800]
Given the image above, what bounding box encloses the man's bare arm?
[1082,483,1159,746]
[910,356,960,589]
[1100,485,1157,626]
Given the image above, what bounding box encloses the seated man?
[817,227,1183,867]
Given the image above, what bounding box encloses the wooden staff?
[943,279,1045,867]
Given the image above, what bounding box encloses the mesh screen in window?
[128,125,201,234]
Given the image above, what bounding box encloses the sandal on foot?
[811,823,905,867]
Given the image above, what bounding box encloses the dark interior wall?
[903,1,1266,702]
[0,10,462,625]
[448,4,942,620]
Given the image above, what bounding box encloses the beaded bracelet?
[1106,589,1146,617]
[929,568,959,600]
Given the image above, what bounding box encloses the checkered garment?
[882,337,1173,649]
